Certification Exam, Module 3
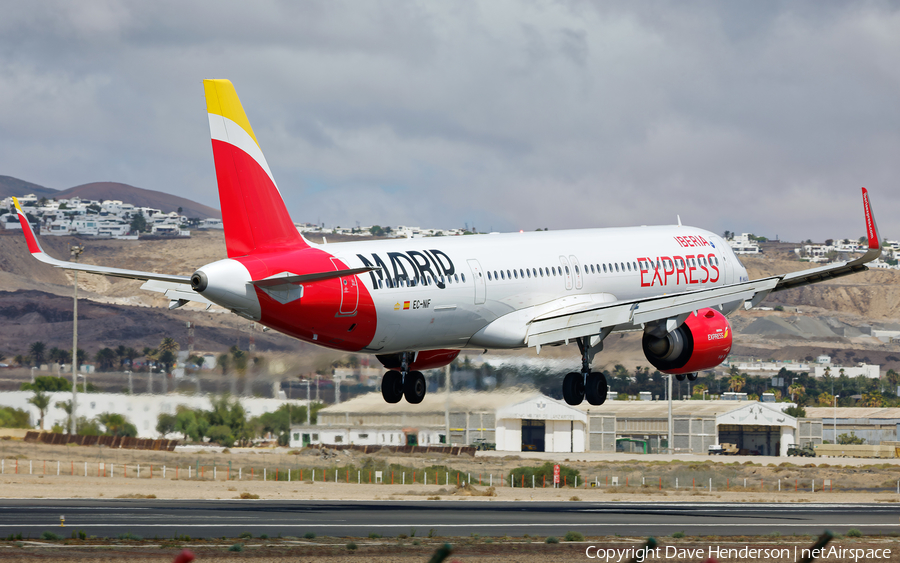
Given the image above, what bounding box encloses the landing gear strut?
[562,337,608,406]
[381,352,426,404]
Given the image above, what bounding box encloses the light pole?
[833,395,839,444]
[69,243,84,435]
[666,374,673,453]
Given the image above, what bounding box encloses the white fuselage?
[319,225,748,354]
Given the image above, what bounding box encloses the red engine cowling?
[376,349,460,371]
[641,308,732,375]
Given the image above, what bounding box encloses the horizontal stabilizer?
[250,266,380,288]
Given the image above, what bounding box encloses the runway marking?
[3,523,897,528]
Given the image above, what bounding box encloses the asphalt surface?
[1,500,899,539]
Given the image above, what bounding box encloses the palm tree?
[55,400,73,433]
[27,391,51,430]
[788,382,805,402]
[29,341,47,367]
[817,392,834,406]
[728,374,745,393]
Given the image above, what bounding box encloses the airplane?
[12,79,883,407]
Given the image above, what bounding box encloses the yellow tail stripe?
[203,79,259,148]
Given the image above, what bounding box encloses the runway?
[1,500,898,539]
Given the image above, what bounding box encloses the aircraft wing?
[526,188,882,349]
[12,196,192,286]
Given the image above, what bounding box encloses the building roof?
[574,399,792,418]
[318,389,540,415]
[805,407,900,420]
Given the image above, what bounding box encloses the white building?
[0,391,307,439]
[728,233,761,254]
[812,364,881,379]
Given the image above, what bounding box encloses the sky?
[0,1,898,241]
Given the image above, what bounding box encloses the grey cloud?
[0,1,897,241]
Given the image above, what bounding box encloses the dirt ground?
[2,441,900,503]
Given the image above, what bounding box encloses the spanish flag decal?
[403,301,411,310]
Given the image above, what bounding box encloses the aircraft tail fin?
[204,79,307,257]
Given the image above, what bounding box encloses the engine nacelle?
[641,308,732,375]
[376,349,460,371]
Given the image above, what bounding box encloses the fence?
[24,431,177,451]
[3,458,898,493]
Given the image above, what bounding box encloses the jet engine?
[641,308,732,375]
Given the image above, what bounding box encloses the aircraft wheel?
[675,373,686,382]
[381,370,403,403]
[563,372,585,405]
[687,372,698,381]
[585,372,608,406]
[404,371,427,404]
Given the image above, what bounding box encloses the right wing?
[526,187,882,349]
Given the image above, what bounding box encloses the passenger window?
[575,265,580,274]
[532,268,537,277]
[500,271,505,280]
[513,270,518,279]
[565,266,569,274]
[487,272,492,281]
[633,262,637,270]
[454,274,459,283]
[461,273,466,282]
[590,264,595,274]
[519,269,524,278]
[614,263,619,272]
[378,279,383,289]
[507,269,511,279]
[526,269,531,278]
[539,268,544,277]
[626,262,631,272]
[602,264,607,273]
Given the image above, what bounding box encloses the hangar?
[294,390,823,456]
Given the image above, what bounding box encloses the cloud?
[0,1,897,241]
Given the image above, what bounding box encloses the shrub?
[40,531,62,541]
[239,531,253,539]
[545,536,559,544]
[564,531,584,542]
[846,529,863,537]
[117,532,142,541]
[347,541,358,550]
[570,496,581,501]
[239,492,259,499]
[368,532,382,539]
[228,542,243,552]
[510,462,580,487]
[78,530,86,540]
[303,532,316,539]
[259,534,268,539]
[672,531,685,538]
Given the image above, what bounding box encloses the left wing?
[526,187,882,349]
[12,197,192,285]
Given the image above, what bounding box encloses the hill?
[56,182,221,219]
[0,175,58,200]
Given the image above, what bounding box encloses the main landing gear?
[381,352,426,404]
[562,337,609,406]
[674,373,699,382]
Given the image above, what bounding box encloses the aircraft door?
[558,256,573,290]
[467,259,486,305]
[331,257,359,316]
[568,255,583,290]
